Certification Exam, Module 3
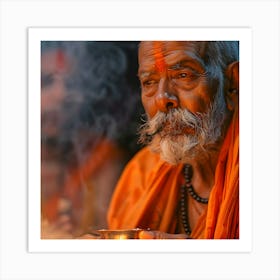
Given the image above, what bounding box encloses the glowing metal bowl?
[87,228,143,239]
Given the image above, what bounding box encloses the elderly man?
[107,41,239,239]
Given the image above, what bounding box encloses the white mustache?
[138,108,201,145]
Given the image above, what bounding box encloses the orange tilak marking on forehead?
[153,42,166,73]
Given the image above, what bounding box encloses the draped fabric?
[108,111,239,239]
[203,109,239,239]
[192,109,239,238]
[107,146,184,233]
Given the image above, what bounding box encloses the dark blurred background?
[40,41,144,237]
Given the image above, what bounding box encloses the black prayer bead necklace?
[180,164,209,235]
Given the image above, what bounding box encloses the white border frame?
[1,1,279,279]
[28,27,252,253]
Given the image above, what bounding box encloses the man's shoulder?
[129,146,161,167]
[121,146,165,180]
[117,146,166,190]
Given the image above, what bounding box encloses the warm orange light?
[116,234,128,240]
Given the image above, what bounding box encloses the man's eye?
[178,73,188,78]
[142,80,157,87]
[176,71,197,80]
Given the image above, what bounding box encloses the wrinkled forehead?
[139,41,205,54]
[138,41,206,72]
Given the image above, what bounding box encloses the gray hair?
[201,41,239,79]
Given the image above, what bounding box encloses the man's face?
[138,41,228,164]
[138,41,218,119]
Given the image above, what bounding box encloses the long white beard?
[138,91,229,165]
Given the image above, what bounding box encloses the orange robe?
[108,111,239,239]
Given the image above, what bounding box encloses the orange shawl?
[107,112,239,239]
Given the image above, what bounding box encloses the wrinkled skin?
[138,41,218,119]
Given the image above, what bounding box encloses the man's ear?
[225,61,239,111]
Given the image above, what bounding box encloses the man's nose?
[155,91,179,113]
